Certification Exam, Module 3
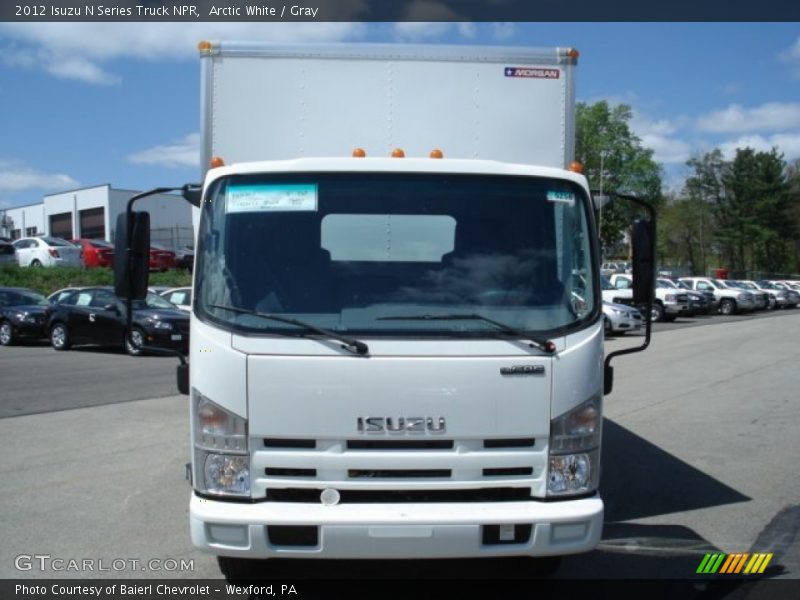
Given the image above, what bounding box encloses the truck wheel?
[650,302,664,322]
[0,321,15,346]
[719,299,736,315]
[217,557,267,581]
[507,556,562,577]
[51,323,71,350]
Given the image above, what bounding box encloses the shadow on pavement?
[601,419,750,522]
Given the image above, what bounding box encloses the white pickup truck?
[678,277,756,315]
[609,274,688,322]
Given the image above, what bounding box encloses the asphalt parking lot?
[0,309,798,585]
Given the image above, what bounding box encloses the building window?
[25,226,38,237]
[79,207,105,239]
[49,212,73,240]
[11,229,21,240]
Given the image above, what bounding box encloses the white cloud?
[392,22,454,41]
[779,37,800,78]
[457,23,477,39]
[717,132,800,161]
[628,111,692,164]
[696,102,800,134]
[128,134,200,168]
[491,23,515,41]
[0,160,79,193]
[0,22,367,84]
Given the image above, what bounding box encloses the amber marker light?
[391,148,406,158]
[430,149,444,159]
[568,48,580,60]
[198,40,213,53]
[352,148,366,158]
[568,161,584,174]
[209,156,225,169]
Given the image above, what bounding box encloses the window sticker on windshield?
[225,184,318,213]
[547,190,575,206]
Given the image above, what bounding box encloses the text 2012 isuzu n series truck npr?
[114,42,655,578]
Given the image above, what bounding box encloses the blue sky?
[1,22,799,208]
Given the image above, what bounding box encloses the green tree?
[658,194,714,274]
[575,101,662,257]
[684,148,795,273]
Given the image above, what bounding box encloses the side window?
[0,292,9,307]
[90,290,117,308]
[696,281,710,291]
[75,292,93,307]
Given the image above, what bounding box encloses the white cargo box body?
[200,43,577,171]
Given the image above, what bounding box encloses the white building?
[0,184,193,248]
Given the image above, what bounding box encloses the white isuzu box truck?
[114,42,655,578]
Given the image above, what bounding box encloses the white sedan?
[603,301,643,336]
[13,237,83,268]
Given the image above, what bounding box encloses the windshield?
[132,292,177,310]
[195,173,598,337]
[658,279,677,289]
[3,291,48,306]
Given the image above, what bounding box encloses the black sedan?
[0,287,50,346]
[47,287,189,356]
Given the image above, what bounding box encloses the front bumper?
[9,320,46,340]
[190,493,603,559]
[142,328,189,352]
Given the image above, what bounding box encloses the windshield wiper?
[209,304,369,356]
[377,313,555,353]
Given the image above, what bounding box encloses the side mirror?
[103,303,120,313]
[114,211,150,300]
[631,218,655,305]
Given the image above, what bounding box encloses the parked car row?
[1,236,193,271]
[0,285,191,356]
[602,274,800,323]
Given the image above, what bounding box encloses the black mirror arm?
[594,192,657,395]
[122,185,199,370]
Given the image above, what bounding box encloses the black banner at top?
[2,0,800,22]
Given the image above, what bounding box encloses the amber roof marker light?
[209,156,225,169]
[430,149,444,159]
[568,161,584,174]
[198,41,213,54]
[391,148,406,158]
[352,148,366,158]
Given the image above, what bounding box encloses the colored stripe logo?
[697,553,773,574]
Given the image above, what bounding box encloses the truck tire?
[719,298,736,315]
[217,557,269,582]
[507,555,562,577]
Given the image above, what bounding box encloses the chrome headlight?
[192,389,249,497]
[548,396,602,497]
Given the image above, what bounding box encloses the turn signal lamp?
[568,161,584,174]
[391,148,405,158]
[430,149,444,159]
[209,156,225,169]
[352,148,366,158]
